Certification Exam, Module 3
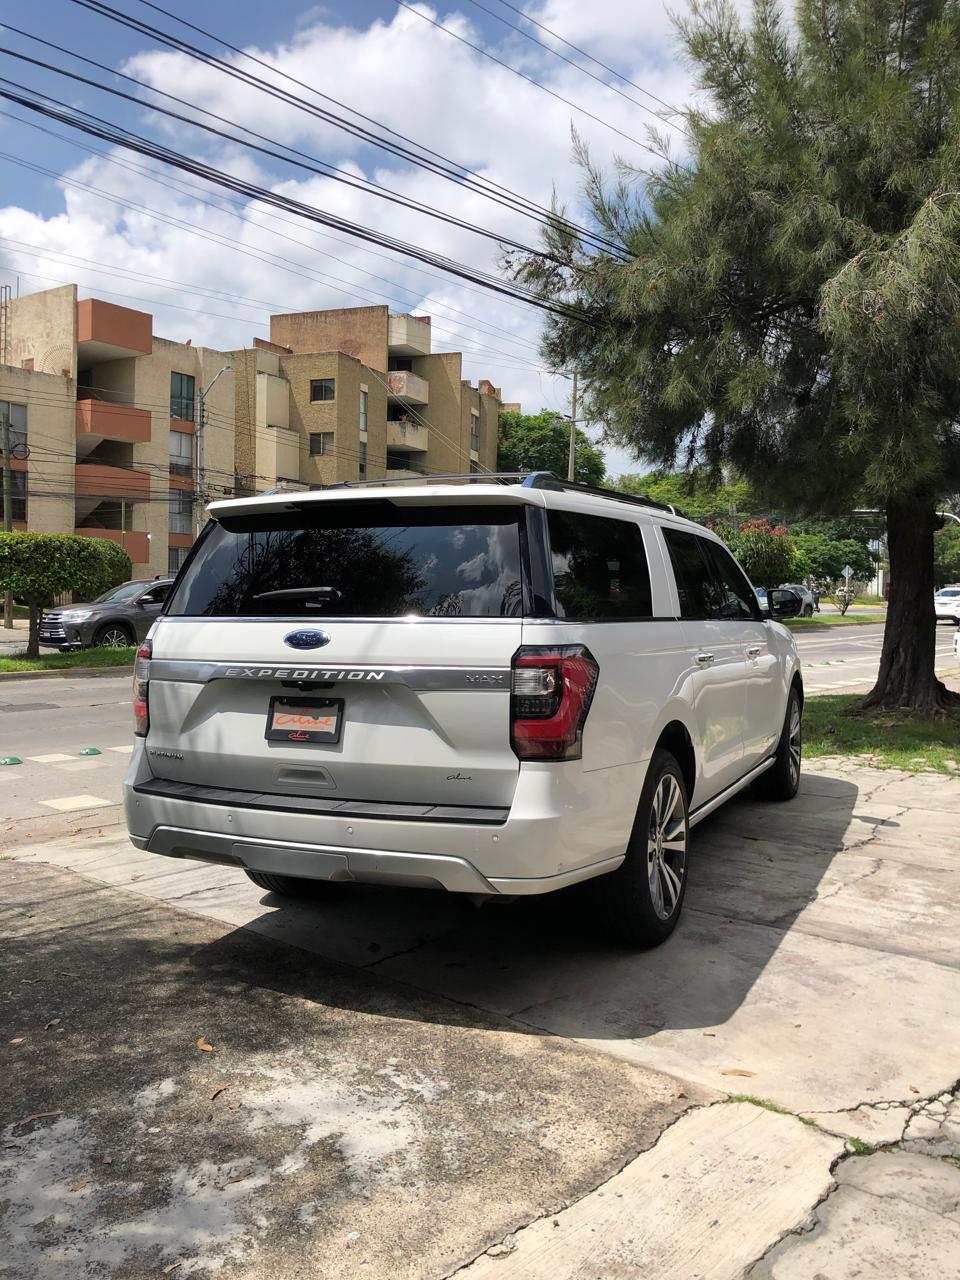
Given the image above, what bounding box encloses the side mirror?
[137,593,156,607]
[770,588,803,619]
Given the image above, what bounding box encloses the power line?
[486,0,686,120]
[61,1,627,260]
[0,77,590,320]
[460,0,686,131]
[0,39,569,267]
[393,1,663,157]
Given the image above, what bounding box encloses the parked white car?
[123,473,805,948]
[934,586,960,624]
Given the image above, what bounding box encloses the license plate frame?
[265,696,344,745]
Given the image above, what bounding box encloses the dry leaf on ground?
[225,1169,252,1185]
[721,1069,756,1078]
[196,1037,214,1053]
[210,1085,231,1102]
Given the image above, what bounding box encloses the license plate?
[265,696,344,744]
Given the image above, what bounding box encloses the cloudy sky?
[0,0,697,477]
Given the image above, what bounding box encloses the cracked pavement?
[3,757,960,1277]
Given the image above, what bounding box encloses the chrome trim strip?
[158,615,526,625]
[149,659,511,689]
[687,756,776,828]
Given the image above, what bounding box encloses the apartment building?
[233,305,502,491]
[0,284,235,578]
[1,289,509,582]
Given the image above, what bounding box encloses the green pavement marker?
[1,756,22,766]
[79,747,102,756]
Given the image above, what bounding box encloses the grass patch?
[804,694,960,774]
[0,646,136,674]
[846,1136,875,1156]
[727,1095,818,1127]
[784,613,886,627]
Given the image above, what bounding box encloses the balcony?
[76,298,152,360]
[74,527,150,564]
[388,314,432,357]
[385,466,424,480]
[76,396,151,445]
[75,461,151,502]
[387,420,429,453]
[387,370,429,405]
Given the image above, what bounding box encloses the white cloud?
[0,1,700,476]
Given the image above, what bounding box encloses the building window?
[0,400,27,453]
[386,450,412,471]
[358,440,367,480]
[310,378,335,402]
[0,470,26,523]
[168,545,189,576]
[169,490,192,534]
[309,431,335,457]
[169,430,194,476]
[470,412,480,453]
[170,372,195,422]
[359,389,368,432]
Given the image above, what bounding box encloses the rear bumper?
[123,746,642,896]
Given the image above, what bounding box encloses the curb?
[0,665,134,682]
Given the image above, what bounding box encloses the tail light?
[133,639,152,737]
[511,645,599,761]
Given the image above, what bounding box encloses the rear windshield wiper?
[252,586,342,602]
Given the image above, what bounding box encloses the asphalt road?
[0,625,957,850]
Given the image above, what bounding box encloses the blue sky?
[0,0,692,475]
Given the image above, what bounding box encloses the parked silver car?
[40,579,174,650]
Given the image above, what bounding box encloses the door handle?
[746,644,762,658]
[695,652,715,666]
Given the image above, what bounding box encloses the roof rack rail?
[521,472,683,517]
[304,470,685,517]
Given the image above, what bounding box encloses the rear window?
[167,501,525,618]
[547,510,653,619]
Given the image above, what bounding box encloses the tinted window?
[548,511,652,619]
[703,541,760,620]
[663,529,724,619]
[93,581,148,604]
[168,502,524,618]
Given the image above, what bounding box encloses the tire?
[752,686,802,801]
[592,748,689,948]
[94,622,133,648]
[802,603,814,617]
[244,870,331,897]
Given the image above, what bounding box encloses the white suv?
[123,474,804,948]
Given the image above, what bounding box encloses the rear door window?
[547,510,653,619]
[166,501,525,618]
[702,541,760,620]
[663,529,725,619]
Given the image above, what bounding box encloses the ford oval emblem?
[284,630,331,651]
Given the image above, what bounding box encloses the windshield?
[167,502,525,618]
[91,581,148,604]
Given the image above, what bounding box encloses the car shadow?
[186,769,877,1045]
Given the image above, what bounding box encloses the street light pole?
[195,365,232,537]
[566,370,578,482]
[1,403,12,630]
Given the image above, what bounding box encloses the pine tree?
[514,0,960,713]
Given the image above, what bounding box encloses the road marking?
[26,753,74,764]
[54,761,103,773]
[107,745,134,755]
[39,794,113,812]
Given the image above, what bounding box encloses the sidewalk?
[3,759,959,1277]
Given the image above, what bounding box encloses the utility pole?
[566,370,578,482]
[1,403,13,630]
[195,365,232,537]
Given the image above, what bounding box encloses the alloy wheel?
[788,700,802,788]
[646,773,687,920]
[99,628,130,648]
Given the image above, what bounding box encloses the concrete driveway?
[3,758,960,1277]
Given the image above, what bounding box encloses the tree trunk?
[26,600,40,659]
[863,496,959,714]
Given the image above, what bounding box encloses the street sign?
[843,564,854,579]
